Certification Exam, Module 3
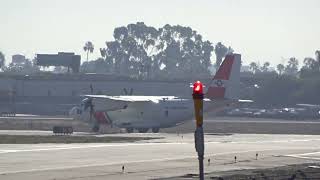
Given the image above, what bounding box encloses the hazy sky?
[1,0,319,66]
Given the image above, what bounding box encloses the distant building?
[12,54,26,64]
[36,52,81,73]
[241,65,250,72]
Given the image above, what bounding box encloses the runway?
[165,117,320,134]
[0,133,320,179]
[0,115,73,121]
[0,130,90,136]
[2,115,320,134]
[205,118,320,124]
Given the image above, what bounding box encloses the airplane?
[70,53,242,133]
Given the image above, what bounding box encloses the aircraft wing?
[84,95,177,103]
[83,95,177,111]
[296,103,320,108]
[238,99,254,103]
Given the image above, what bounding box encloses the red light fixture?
[193,81,203,94]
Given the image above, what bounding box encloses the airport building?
[0,74,192,115]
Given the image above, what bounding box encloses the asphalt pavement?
[0,133,320,179]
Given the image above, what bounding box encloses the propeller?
[82,98,100,132]
[123,88,134,95]
[129,88,133,95]
[123,88,128,95]
[88,99,101,132]
[82,98,95,122]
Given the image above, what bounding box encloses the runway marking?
[0,149,276,175]
[15,114,39,117]
[0,142,188,154]
[286,151,320,160]
[205,120,320,124]
[0,117,73,120]
[1,138,320,154]
[227,139,320,144]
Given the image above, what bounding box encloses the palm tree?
[276,64,285,75]
[249,62,258,74]
[315,50,320,71]
[83,41,94,61]
[285,57,299,75]
[0,51,5,69]
[261,62,270,72]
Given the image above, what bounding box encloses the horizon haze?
[1,0,319,66]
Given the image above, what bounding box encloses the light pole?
[192,81,204,180]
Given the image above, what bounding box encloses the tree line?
[0,53,40,74]
[0,23,233,78]
[81,22,232,80]
[247,51,320,106]
[1,22,320,106]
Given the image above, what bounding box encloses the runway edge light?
[192,81,204,127]
[193,81,203,95]
[192,80,204,180]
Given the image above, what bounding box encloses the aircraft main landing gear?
[137,128,149,133]
[92,124,100,133]
[152,128,159,133]
[126,128,134,133]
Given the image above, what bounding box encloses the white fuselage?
[70,96,234,129]
[105,97,233,129]
[108,99,193,128]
